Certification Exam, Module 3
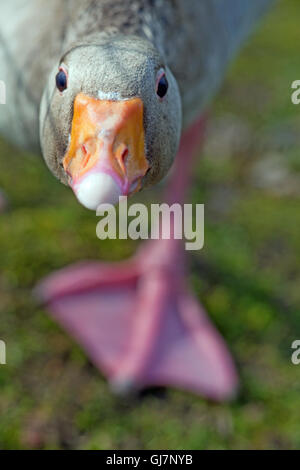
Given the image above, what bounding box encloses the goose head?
[40,35,182,210]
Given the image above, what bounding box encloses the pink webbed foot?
[35,239,238,401]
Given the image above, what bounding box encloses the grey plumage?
[0,0,273,188]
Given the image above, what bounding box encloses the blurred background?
[0,0,300,450]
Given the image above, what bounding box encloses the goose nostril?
[116,145,129,173]
[121,148,129,165]
[81,144,91,168]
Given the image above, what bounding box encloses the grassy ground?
[0,0,300,450]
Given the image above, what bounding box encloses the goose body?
[0,1,273,398]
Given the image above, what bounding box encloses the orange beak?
[63,93,149,210]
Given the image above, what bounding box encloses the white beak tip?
[74,172,122,210]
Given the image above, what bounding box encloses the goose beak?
[63,93,149,210]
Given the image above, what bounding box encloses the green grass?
[0,0,300,450]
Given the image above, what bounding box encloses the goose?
[0,0,273,400]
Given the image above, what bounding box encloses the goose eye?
[56,69,68,92]
[156,72,168,99]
